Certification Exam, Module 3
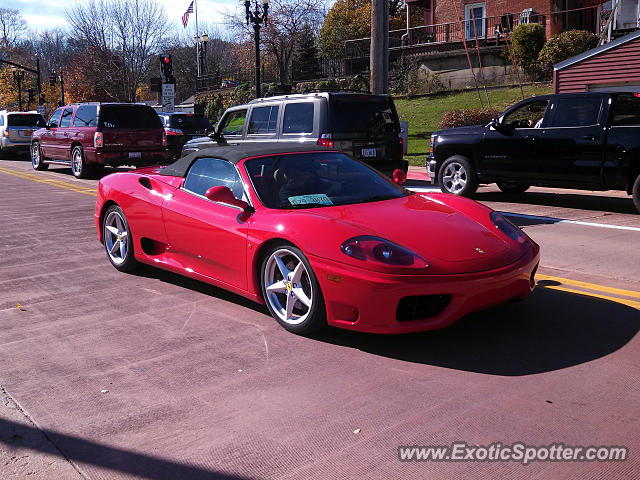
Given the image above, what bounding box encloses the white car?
[0,110,45,156]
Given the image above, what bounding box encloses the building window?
[465,3,486,39]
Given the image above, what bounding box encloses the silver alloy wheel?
[263,248,313,325]
[72,148,83,176]
[31,143,40,167]
[442,161,468,194]
[104,210,129,266]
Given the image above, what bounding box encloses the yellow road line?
[537,273,640,300]
[0,167,97,196]
[0,168,97,195]
[539,284,640,309]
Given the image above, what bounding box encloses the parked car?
[0,110,45,156]
[31,102,167,178]
[95,144,539,335]
[157,112,212,159]
[182,92,408,176]
[427,91,640,213]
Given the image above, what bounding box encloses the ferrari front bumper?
[309,244,540,334]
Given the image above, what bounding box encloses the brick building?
[406,0,603,40]
[554,29,640,92]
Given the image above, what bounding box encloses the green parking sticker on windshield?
[288,194,333,206]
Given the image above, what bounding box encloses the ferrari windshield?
[244,151,410,209]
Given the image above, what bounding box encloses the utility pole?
[370,0,389,94]
[36,57,42,104]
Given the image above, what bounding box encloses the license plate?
[128,152,141,159]
[22,130,32,136]
[361,147,377,158]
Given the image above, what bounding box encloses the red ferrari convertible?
[95,144,539,334]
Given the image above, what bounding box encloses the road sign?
[36,105,45,115]
[162,83,175,112]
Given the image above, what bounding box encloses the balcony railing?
[345,13,547,59]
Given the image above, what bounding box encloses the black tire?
[102,205,138,272]
[438,155,478,197]
[260,243,327,335]
[496,181,531,194]
[31,142,48,170]
[71,145,88,179]
[632,174,640,214]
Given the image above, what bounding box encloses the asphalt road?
[1,157,639,480]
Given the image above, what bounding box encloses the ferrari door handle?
[583,135,598,141]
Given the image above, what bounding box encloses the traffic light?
[27,89,35,104]
[160,54,172,82]
[39,94,46,104]
[49,74,57,86]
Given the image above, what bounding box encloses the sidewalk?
[407,165,430,181]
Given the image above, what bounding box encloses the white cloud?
[13,0,243,33]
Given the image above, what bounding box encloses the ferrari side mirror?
[205,186,252,211]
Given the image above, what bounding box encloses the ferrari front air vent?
[396,294,451,322]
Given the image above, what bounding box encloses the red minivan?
[31,103,167,178]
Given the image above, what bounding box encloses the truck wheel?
[71,146,88,179]
[438,155,478,197]
[31,142,48,171]
[633,174,640,214]
[496,181,530,194]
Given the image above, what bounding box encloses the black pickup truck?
[426,92,640,213]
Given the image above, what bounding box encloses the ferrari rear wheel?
[261,244,326,334]
[103,205,138,272]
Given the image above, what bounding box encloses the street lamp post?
[244,0,269,98]
[12,67,25,111]
[194,32,209,90]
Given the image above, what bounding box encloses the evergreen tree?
[292,24,319,81]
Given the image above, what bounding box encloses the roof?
[247,91,388,104]
[555,29,640,71]
[159,143,335,177]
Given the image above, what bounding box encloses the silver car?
[0,110,45,156]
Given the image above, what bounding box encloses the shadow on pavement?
[474,190,637,215]
[311,287,640,376]
[131,264,269,316]
[127,262,639,377]
[0,417,249,480]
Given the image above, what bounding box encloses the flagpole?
[195,0,200,78]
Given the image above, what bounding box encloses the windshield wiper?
[353,194,400,204]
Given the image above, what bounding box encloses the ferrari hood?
[294,193,526,274]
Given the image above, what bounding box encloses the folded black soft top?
[159,143,335,177]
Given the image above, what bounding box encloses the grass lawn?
[395,84,553,166]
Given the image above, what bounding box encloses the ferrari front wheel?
[261,244,326,334]
[103,205,138,272]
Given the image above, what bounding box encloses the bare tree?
[0,8,27,50]
[66,0,171,101]
[30,28,74,77]
[228,0,324,84]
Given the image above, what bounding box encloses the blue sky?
[10,0,240,34]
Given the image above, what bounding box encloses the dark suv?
[31,103,167,178]
[158,112,211,159]
[182,92,407,175]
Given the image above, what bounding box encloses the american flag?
[182,1,194,28]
